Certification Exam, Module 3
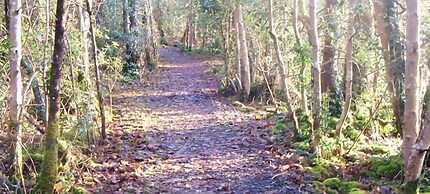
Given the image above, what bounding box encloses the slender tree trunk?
[233,8,242,91]
[42,0,50,127]
[402,1,420,191]
[293,0,308,114]
[310,0,321,154]
[78,0,90,86]
[335,0,355,154]
[8,0,24,188]
[372,0,404,135]
[122,0,130,34]
[4,0,9,31]
[188,0,195,51]
[86,0,107,140]
[268,0,299,138]
[37,0,66,191]
[236,4,251,95]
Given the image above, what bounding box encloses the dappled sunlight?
[87,48,310,193]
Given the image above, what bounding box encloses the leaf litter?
[85,48,312,193]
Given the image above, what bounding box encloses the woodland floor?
[86,48,312,193]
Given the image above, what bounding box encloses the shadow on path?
[89,48,311,193]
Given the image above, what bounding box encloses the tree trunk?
[335,0,355,154]
[372,0,404,135]
[402,1,420,191]
[78,0,90,86]
[187,0,195,51]
[122,0,130,34]
[321,0,338,94]
[269,0,299,138]
[235,4,251,96]
[37,0,66,191]
[310,0,321,154]
[8,0,23,187]
[4,0,9,31]
[86,0,107,140]
[293,0,309,114]
[233,7,242,91]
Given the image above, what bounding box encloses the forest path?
[88,48,309,193]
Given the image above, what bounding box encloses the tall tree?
[372,0,405,135]
[310,0,321,154]
[8,0,24,188]
[293,0,309,114]
[233,5,242,91]
[37,0,66,191]
[235,4,251,95]
[78,0,90,85]
[402,1,420,192]
[335,0,355,153]
[321,0,338,94]
[86,0,107,140]
[269,0,299,139]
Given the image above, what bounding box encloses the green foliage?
[323,178,342,190]
[368,155,402,179]
[272,122,287,139]
[313,178,361,193]
[308,164,332,180]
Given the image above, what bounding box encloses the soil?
[87,48,312,193]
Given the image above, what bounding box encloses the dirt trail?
[89,48,310,193]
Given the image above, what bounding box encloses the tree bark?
[335,0,355,153]
[269,0,299,138]
[310,0,321,154]
[372,0,404,135]
[8,0,23,188]
[293,0,309,114]
[235,4,251,96]
[233,7,242,91]
[37,0,66,191]
[4,0,9,31]
[87,0,107,140]
[402,1,420,190]
[321,0,338,94]
[78,0,90,86]
[188,0,195,51]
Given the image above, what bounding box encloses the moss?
[323,178,342,190]
[325,188,339,194]
[360,145,392,155]
[308,164,331,180]
[292,141,310,151]
[272,123,287,138]
[400,180,419,194]
[70,186,89,194]
[369,155,402,179]
[36,121,60,193]
[346,129,360,140]
[348,188,367,194]
[340,181,360,192]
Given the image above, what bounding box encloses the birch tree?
[8,0,24,187]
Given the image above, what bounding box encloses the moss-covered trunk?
[37,0,66,192]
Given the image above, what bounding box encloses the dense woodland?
[1,0,430,193]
